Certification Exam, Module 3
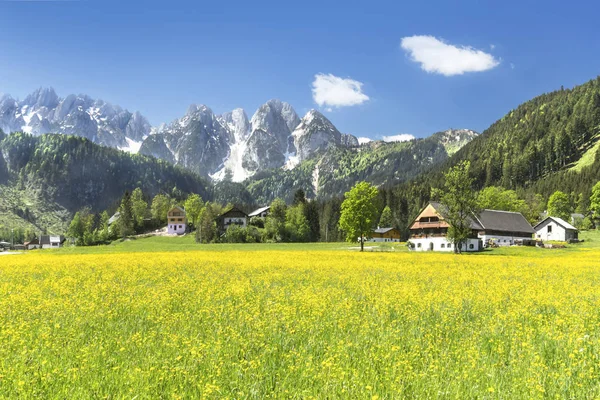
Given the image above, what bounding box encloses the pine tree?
[378,205,394,228]
[118,191,135,238]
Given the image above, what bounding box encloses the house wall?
[408,237,481,252]
[223,217,247,228]
[479,233,533,247]
[42,243,61,249]
[27,244,40,250]
[535,220,566,241]
[168,223,186,235]
[370,237,400,243]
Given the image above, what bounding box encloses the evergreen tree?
[293,189,307,205]
[285,204,310,242]
[303,200,321,242]
[196,203,216,244]
[98,211,111,242]
[378,205,394,227]
[590,182,600,223]
[339,182,379,252]
[118,191,135,238]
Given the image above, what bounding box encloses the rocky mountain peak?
[23,87,59,109]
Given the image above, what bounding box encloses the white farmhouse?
[534,216,578,242]
[40,235,65,249]
[167,206,187,235]
[476,209,535,247]
[408,202,482,252]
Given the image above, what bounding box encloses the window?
[417,243,422,248]
[469,244,474,250]
[179,225,182,229]
[441,243,445,248]
[178,218,183,222]
[547,225,552,233]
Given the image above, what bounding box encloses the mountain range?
[0,88,477,186]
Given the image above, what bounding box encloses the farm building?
[370,227,401,242]
[218,207,248,232]
[407,202,535,251]
[167,206,187,235]
[476,209,535,247]
[534,217,578,242]
[248,206,270,218]
[40,235,65,249]
[408,202,482,252]
[24,238,40,250]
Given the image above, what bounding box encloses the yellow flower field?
[1,246,600,398]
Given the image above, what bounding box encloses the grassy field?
[1,232,600,398]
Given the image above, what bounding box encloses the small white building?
[40,235,65,249]
[534,216,578,242]
[167,206,187,235]
[248,206,270,218]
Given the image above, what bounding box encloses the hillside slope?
[0,132,211,232]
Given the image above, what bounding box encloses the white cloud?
[312,73,370,108]
[400,35,500,76]
[357,137,372,145]
[383,134,415,143]
[490,44,495,50]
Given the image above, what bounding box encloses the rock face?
[292,110,342,161]
[0,87,152,150]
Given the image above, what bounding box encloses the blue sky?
[1,0,600,140]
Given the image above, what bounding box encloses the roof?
[219,207,248,218]
[25,238,39,245]
[40,235,65,245]
[476,209,535,234]
[168,206,185,213]
[373,227,397,234]
[534,216,578,231]
[108,212,120,225]
[248,206,270,217]
[412,201,483,230]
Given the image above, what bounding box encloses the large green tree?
[130,188,148,231]
[265,198,287,242]
[477,186,526,212]
[547,190,572,221]
[339,181,379,252]
[184,194,204,228]
[285,204,310,242]
[118,191,135,238]
[195,203,216,244]
[434,161,478,254]
[151,193,171,225]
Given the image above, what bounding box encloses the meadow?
[1,233,600,398]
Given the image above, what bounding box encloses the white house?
[534,216,578,242]
[248,206,270,218]
[407,202,482,252]
[40,235,65,249]
[167,206,187,235]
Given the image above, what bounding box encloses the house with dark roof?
[475,209,535,247]
[370,227,401,242]
[24,238,40,250]
[534,216,578,242]
[408,202,535,251]
[218,207,248,233]
[40,235,65,249]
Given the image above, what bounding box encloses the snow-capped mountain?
[0,87,151,151]
[140,99,357,181]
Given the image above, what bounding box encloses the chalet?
[408,202,535,251]
[534,216,578,242]
[408,202,482,252]
[248,206,270,218]
[40,235,65,249]
[167,206,186,235]
[370,227,401,242]
[24,238,40,250]
[218,207,248,232]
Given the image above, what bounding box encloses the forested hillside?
[0,132,211,232]
[246,129,476,203]
[373,77,600,237]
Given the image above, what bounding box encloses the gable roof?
[476,209,535,234]
[373,227,398,234]
[534,216,577,231]
[219,207,248,218]
[248,206,270,217]
[168,206,185,213]
[411,201,483,230]
[40,235,65,245]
